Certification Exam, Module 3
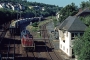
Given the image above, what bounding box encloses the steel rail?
[45,23,62,60]
[5,36,15,60]
[0,31,7,60]
[42,24,62,60]
[31,52,37,60]
[46,30,61,60]
[0,31,7,44]
[13,35,15,60]
[6,41,10,60]
[25,51,37,60]
[41,25,53,60]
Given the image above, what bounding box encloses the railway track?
[45,26,62,60]
[0,22,11,60]
[0,31,7,44]
[40,24,62,60]
[0,35,15,60]
[0,31,7,60]
[26,51,37,60]
[41,24,54,60]
[0,21,63,60]
[21,46,37,60]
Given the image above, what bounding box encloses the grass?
[26,18,53,38]
[38,19,53,27]
[26,24,41,38]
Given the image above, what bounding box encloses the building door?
[72,49,75,58]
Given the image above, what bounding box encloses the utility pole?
[17,12,18,19]
[20,11,22,19]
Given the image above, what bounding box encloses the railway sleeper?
[24,47,35,52]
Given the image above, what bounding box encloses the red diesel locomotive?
[21,30,35,51]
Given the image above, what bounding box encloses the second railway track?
[40,24,62,60]
[1,35,15,60]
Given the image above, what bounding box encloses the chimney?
[79,8,82,12]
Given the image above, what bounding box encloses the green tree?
[0,0,61,18]
[59,3,78,22]
[79,15,90,26]
[80,1,90,9]
[73,26,90,60]
[32,22,38,27]
[0,8,17,25]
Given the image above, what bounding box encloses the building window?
[63,46,65,50]
[63,40,65,43]
[71,33,74,37]
[80,33,83,36]
[75,33,78,36]
[61,44,62,48]
[71,32,84,40]
[71,33,74,40]
[71,33,78,40]
[67,49,68,53]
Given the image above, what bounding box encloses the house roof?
[58,16,87,31]
[75,8,90,16]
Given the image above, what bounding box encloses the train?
[9,17,44,51]
[9,18,33,35]
[9,17,44,35]
[21,30,35,51]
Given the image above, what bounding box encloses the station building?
[58,16,87,57]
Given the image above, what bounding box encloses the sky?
[27,0,89,7]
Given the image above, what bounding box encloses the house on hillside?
[29,6,45,11]
[0,3,25,11]
[0,4,3,8]
[56,12,60,21]
[29,6,41,10]
[75,8,90,17]
[0,3,6,8]
[58,16,87,58]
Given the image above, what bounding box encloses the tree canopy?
[79,15,90,26]
[78,0,90,27]
[0,0,61,17]
[59,3,78,22]
[73,26,90,60]
[0,0,62,25]
[80,0,90,9]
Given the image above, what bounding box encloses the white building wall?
[56,12,59,21]
[68,32,72,57]
[59,30,72,57]
[0,4,3,8]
